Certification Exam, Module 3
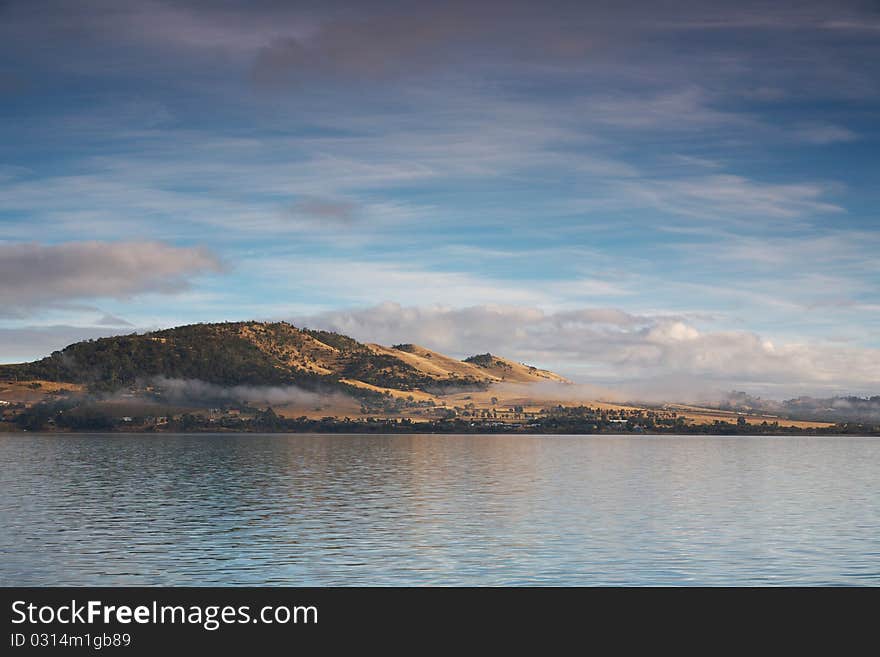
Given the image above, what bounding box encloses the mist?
[151,377,354,407]
[708,391,880,424]
[493,381,626,405]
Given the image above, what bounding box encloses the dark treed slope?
[0,323,324,390]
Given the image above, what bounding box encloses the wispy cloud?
[792,122,859,144]
[617,174,843,222]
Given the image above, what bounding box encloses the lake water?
[1,433,878,586]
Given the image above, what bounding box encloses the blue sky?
[1,0,879,398]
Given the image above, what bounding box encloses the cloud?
[286,196,358,224]
[793,122,859,144]
[4,0,879,107]
[251,8,477,83]
[242,1,880,90]
[580,88,749,130]
[95,313,134,327]
[618,174,842,221]
[702,231,880,269]
[294,303,880,398]
[0,241,223,315]
[253,252,633,310]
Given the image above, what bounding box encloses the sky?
[1,0,879,399]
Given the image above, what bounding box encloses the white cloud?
[294,302,880,398]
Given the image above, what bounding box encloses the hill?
[463,352,568,384]
[0,321,568,398]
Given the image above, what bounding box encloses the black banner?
[1,587,872,653]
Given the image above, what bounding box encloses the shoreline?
[2,428,877,438]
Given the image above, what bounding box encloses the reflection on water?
[1,433,878,585]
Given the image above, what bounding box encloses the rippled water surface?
[1,433,878,585]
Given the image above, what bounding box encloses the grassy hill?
[463,352,569,383]
[0,321,567,397]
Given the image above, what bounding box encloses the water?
[1,433,878,586]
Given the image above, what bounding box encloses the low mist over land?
[151,377,355,408]
[710,391,880,424]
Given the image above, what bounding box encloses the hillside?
[0,321,568,397]
[463,353,568,384]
